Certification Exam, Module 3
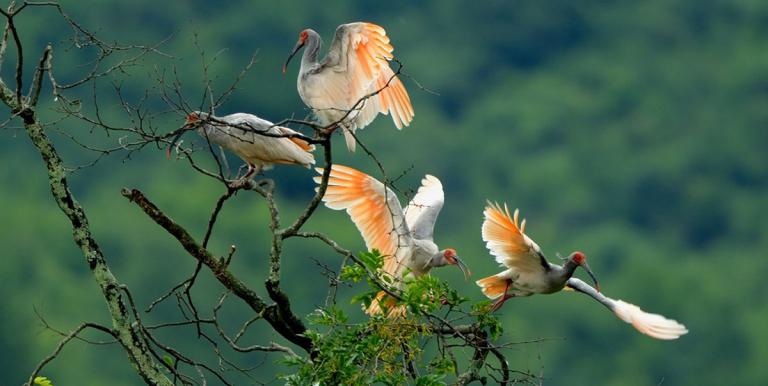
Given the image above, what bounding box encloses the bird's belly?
[406,247,436,277]
[224,131,300,166]
[299,73,353,125]
[511,273,556,295]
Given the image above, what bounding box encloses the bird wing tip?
[613,300,689,340]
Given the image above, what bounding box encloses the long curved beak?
[580,261,600,292]
[165,124,193,159]
[282,40,304,74]
[453,255,471,280]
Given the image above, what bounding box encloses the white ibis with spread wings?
[284,22,414,152]
[315,165,469,316]
[476,202,688,340]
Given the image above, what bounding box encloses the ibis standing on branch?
[168,112,315,179]
[283,22,414,152]
[476,202,688,340]
[315,165,470,315]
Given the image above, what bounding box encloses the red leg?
[320,123,339,135]
[490,280,513,312]
[228,164,259,189]
[242,164,257,180]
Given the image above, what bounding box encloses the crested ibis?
[168,111,315,179]
[476,202,688,340]
[283,22,414,152]
[315,165,469,315]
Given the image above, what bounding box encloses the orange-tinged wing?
[315,165,412,279]
[482,202,549,274]
[326,22,414,130]
[276,126,315,152]
[372,63,413,129]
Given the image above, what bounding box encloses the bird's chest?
[298,71,352,123]
[406,241,438,277]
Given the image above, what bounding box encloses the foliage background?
[1,0,766,384]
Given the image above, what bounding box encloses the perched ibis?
[476,202,688,340]
[168,112,315,179]
[284,22,414,152]
[315,165,469,315]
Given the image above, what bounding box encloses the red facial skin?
[571,251,600,292]
[572,251,586,265]
[185,112,199,125]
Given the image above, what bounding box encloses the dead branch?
[121,187,313,353]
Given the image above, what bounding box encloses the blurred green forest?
[1,0,767,384]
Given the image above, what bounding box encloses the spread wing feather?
[404,175,444,240]
[322,22,414,136]
[566,278,689,340]
[315,165,412,279]
[482,202,549,273]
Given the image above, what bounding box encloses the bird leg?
[235,163,250,179]
[240,163,264,180]
[228,164,260,189]
[319,122,339,135]
[490,280,514,312]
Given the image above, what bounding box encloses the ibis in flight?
[476,202,688,340]
[168,112,315,180]
[283,22,414,152]
[315,165,469,315]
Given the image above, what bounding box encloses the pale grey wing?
[319,23,351,69]
[404,175,444,240]
[566,278,689,340]
[222,113,272,134]
[222,113,315,166]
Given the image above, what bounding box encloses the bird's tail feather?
[366,290,406,318]
[343,127,357,152]
[476,274,507,300]
[288,136,315,152]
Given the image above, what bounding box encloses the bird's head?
[283,29,310,74]
[166,112,205,159]
[570,251,600,292]
[185,112,200,125]
[441,248,471,280]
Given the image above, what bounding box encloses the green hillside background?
[1,1,766,385]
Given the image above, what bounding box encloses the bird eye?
[300,31,308,40]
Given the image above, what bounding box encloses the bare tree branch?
[28,44,51,107]
[121,187,314,353]
[0,59,174,386]
[27,322,117,386]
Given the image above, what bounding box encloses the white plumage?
[284,22,414,152]
[182,111,315,175]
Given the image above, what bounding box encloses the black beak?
[453,255,471,280]
[282,40,304,74]
[580,261,600,292]
[166,124,193,159]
